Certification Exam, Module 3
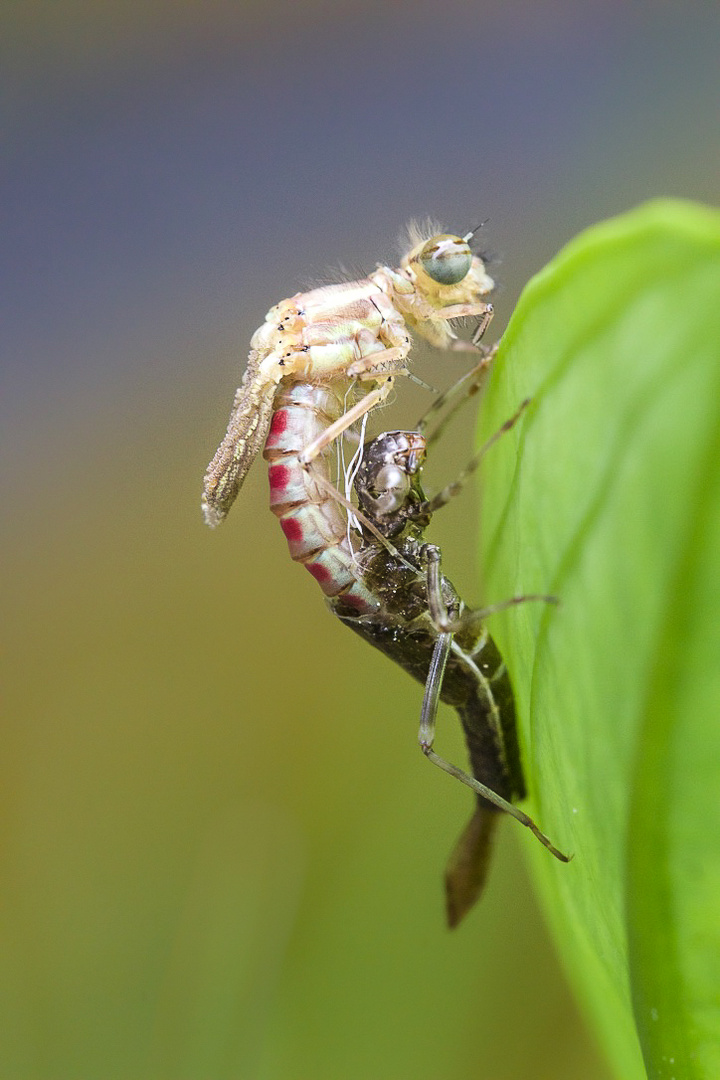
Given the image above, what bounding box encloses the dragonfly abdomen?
[262,380,380,613]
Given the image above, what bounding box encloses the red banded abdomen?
[263,381,380,613]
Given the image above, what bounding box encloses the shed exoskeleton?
[331,423,570,926]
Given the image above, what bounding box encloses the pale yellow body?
[202,228,494,527]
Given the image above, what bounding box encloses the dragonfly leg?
[419,543,555,640]
[298,378,394,468]
[458,596,559,642]
[417,342,498,449]
[440,303,494,353]
[418,637,571,863]
[471,304,495,347]
[419,396,531,516]
[421,544,456,632]
[411,298,494,333]
[308,468,418,573]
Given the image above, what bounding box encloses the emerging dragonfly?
[202,223,568,923]
[202,223,495,539]
[332,416,570,926]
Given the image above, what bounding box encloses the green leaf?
[479,200,720,1080]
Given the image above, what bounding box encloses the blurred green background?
[3,3,719,1077]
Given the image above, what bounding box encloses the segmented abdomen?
[262,381,380,614]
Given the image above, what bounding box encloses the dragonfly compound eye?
[419,235,473,286]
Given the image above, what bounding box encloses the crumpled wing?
[201,350,277,528]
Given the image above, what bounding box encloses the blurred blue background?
[3,3,719,1077]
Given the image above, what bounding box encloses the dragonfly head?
[400,228,494,318]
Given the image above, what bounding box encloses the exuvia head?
[355,431,430,536]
